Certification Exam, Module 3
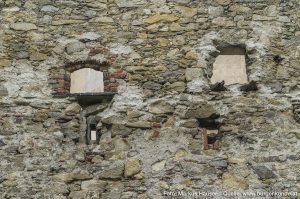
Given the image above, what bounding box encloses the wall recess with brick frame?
[50,59,125,105]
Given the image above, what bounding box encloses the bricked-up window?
[211,46,248,85]
[51,60,124,96]
[70,68,104,93]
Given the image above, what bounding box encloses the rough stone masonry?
[0,0,300,199]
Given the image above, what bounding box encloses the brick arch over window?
[51,59,125,96]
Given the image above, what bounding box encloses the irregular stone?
[79,32,101,41]
[170,23,184,31]
[111,124,133,137]
[278,16,291,23]
[69,191,88,199]
[115,0,146,7]
[209,160,228,168]
[185,50,198,60]
[90,17,114,23]
[208,6,224,17]
[126,121,152,129]
[185,104,216,119]
[10,23,37,31]
[175,6,197,18]
[2,180,18,187]
[0,139,6,147]
[167,82,185,92]
[185,68,202,81]
[253,15,274,21]
[175,149,188,159]
[142,81,162,91]
[229,5,251,13]
[188,139,203,154]
[212,17,235,26]
[216,0,230,5]
[144,14,179,24]
[152,160,166,172]
[97,161,124,179]
[33,110,49,122]
[125,159,141,177]
[52,20,85,25]
[85,10,97,18]
[264,5,277,17]
[127,110,144,118]
[187,79,207,93]
[84,103,107,116]
[65,103,81,115]
[157,38,169,46]
[163,116,176,127]
[41,5,59,12]
[87,2,107,9]
[0,59,11,67]
[0,85,8,96]
[81,180,107,191]
[113,138,131,152]
[53,170,92,182]
[66,41,85,54]
[110,44,133,54]
[179,119,198,128]
[126,66,147,72]
[172,0,191,4]
[223,173,249,191]
[3,6,20,12]
[149,100,174,114]
[30,51,48,61]
[292,130,300,139]
[51,182,69,194]
[252,166,276,179]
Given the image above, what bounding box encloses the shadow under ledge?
[53,92,116,106]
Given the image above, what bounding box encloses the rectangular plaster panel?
[91,130,97,141]
[70,68,104,93]
[210,55,248,85]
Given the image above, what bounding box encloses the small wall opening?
[210,46,248,85]
[199,115,222,150]
[86,118,101,145]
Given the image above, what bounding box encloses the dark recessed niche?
[199,115,222,150]
[86,119,101,145]
[218,45,246,55]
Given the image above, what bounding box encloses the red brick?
[202,128,209,150]
[213,140,220,150]
[152,130,160,138]
[109,82,119,88]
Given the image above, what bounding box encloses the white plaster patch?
[113,81,145,110]
[79,32,101,41]
[70,68,104,93]
[110,43,133,54]
[211,55,248,85]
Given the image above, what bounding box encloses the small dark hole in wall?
[199,115,222,150]
[207,134,218,144]
[198,114,221,129]
[273,55,284,64]
[86,122,101,145]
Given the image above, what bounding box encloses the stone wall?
[0,0,300,198]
